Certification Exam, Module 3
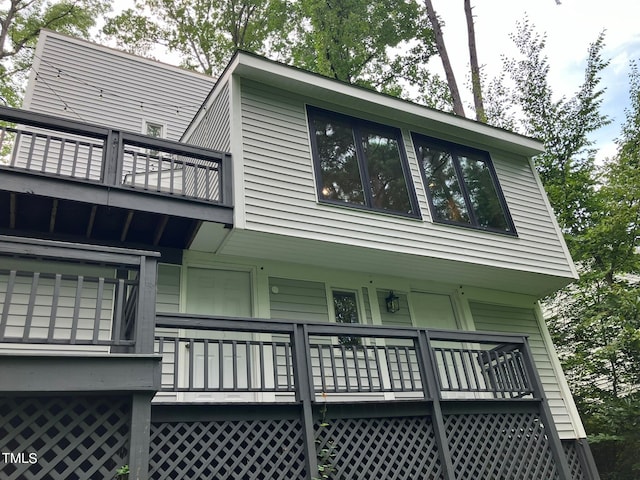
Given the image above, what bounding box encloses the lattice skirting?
[315,415,443,479]
[444,412,559,480]
[0,395,130,480]
[149,418,307,479]
[563,440,587,480]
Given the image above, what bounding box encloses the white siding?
[184,83,231,152]
[268,277,328,322]
[469,301,576,439]
[24,31,215,140]
[238,78,574,280]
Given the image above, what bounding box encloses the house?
[0,30,600,479]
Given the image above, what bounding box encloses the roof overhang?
[204,51,544,158]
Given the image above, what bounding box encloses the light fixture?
[385,291,400,313]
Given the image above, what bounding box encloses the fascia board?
[230,52,544,157]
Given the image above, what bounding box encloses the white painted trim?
[22,31,48,109]
[230,74,246,228]
[232,52,544,157]
[533,302,586,438]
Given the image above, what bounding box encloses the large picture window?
[308,107,419,217]
[412,134,516,234]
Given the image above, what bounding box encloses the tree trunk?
[464,0,486,122]
[422,0,465,117]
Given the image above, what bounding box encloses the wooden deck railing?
[0,106,232,205]
[155,314,536,402]
[0,236,158,353]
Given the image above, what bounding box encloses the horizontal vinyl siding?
[184,83,230,152]
[26,33,215,140]
[470,302,576,439]
[156,264,180,313]
[239,79,574,279]
[268,277,329,323]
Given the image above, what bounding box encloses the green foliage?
[289,0,436,96]
[502,19,609,239]
[0,0,109,106]
[103,0,290,76]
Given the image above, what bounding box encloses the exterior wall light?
[385,291,400,313]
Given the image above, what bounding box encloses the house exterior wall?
[153,251,581,439]
[183,82,231,152]
[23,31,215,140]
[470,301,577,439]
[232,77,575,282]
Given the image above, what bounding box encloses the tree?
[501,20,609,239]
[289,0,438,98]
[421,0,464,116]
[0,0,109,106]
[103,0,290,76]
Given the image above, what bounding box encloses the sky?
[431,0,640,160]
[106,0,640,159]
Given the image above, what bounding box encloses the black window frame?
[307,105,421,219]
[412,133,517,235]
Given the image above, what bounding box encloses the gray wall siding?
[469,301,576,439]
[238,78,574,279]
[184,83,231,152]
[156,264,181,313]
[24,31,215,140]
[268,277,328,322]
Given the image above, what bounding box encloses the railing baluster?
[284,341,293,391]
[173,337,180,390]
[86,143,94,179]
[10,131,22,167]
[372,345,384,390]
[352,345,363,391]
[203,339,209,390]
[328,344,338,392]
[112,278,125,345]
[403,346,416,391]
[245,341,252,390]
[271,341,278,389]
[144,153,150,189]
[316,343,327,393]
[218,340,224,390]
[70,275,83,344]
[258,341,265,389]
[47,273,62,342]
[188,339,195,390]
[92,277,105,344]
[57,138,65,175]
[25,133,36,169]
[42,135,51,172]
[71,141,80,177]
[363,345,374,391]
[394,346,406,391]
[22,272,39,342]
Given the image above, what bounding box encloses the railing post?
[416,330,456,480]
[135,255,157,355]
[128,392,154,480]
[520,337,573,480]
[103,129,122,186]
[291,323,318,479]
[221,152,233,207]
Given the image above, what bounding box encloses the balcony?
[0,235,160,393]
[0,106,232,249]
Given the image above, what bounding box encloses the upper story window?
[412,134,516,234]
[307,106,419,217]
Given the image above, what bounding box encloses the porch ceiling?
[208,228,574,299]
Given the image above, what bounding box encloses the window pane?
[458,155,510,230]
[146,123,163,137]
[333,290,361,346]
[362,129,413,214]
[416,143,470,223]
[312,115,365,205]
